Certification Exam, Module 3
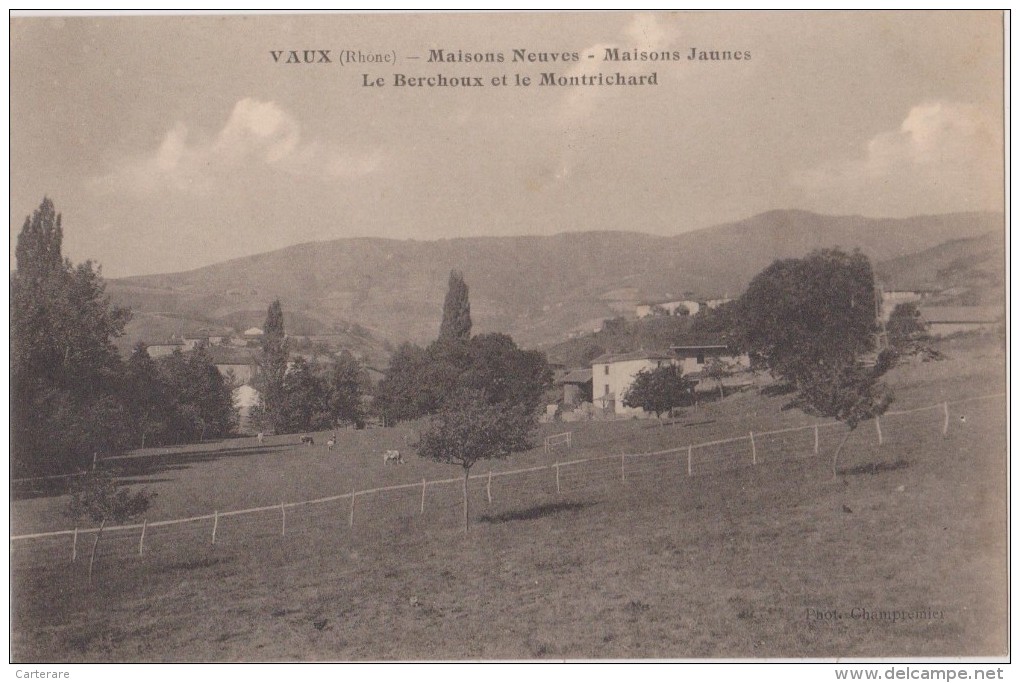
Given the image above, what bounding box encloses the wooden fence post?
[621,453,626,482]
[875,416,883,446]
[212,511,218,545]
[555,463,561,494]
[943,402,950,437]
[420,479,426,515]
[487,470,493,504]
[750,432,757,465]
[71,527,78,563]
[280,503,286,537]
[814,425,819,455]
[349,491,357,529]
[687,445,693,477]
[138,518,147,556]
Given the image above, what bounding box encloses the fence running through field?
[10,393,1005,570]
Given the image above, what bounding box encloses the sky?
[9,11,1005,277]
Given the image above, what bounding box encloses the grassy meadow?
[10,338,1007,661]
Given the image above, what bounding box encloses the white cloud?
[793,101,1002,215]
[93,98,383,196]
[213,98,302,164]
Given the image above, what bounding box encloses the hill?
[875,231,1005,305]
[105,210,1003,351]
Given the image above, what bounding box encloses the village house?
[669,339,748,376]
[204,346,258,385]
[558,368,593,407]
[232,384,260,435]
[591,350,675,416]
[145,340,186,359]
[703,297,733,310]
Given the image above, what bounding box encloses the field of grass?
[10,340,1008,661]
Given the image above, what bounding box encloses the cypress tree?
[256,299,289,432]
[438,270,472,343]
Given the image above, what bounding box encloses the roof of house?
[637,299,695,307]
[184,327,234,339]
[920,306,1003,323]
[592,350,674,364]
[149,340,185,347]
[559,369,593,384]
[205,347,257,365]
[670,333,731,348]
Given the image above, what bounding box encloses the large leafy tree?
[277,356,329,432]
[375,273,551,426]
[737,249,893,474]
[153,347,238,444]
[122,343,171,449]
[373,342,434,426]
[273,351,367,433]
[11,198,132,475]
[736,248,877,387]
[461,333,552,416]
[325,350,366,428]
[416,388,534,532]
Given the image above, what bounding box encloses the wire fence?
[10,393,1005,573]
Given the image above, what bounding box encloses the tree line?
[250,299,369,434]
[12,196,908,484]
[11,199,237,477]
[246,271,554,532]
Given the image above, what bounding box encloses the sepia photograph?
[8,10,1008,666]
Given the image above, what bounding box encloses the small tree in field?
[623,364,696,425]
[65,469,153,586]
[416,389,534,532]
[703,357,737,400]
[793,353,895,478]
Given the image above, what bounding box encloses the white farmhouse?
[591,350,676,416]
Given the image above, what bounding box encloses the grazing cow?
[383,449,404,465]
[327,435,337,452]
[300,435,315,445]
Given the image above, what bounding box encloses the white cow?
[383,449,404,465]
[327,435,337,452]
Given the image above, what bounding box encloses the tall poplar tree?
[438,270,472,343]
[255,299,289,432]
[11,198,131,475]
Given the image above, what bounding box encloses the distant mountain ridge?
[875,231,1004,295]
[106,209,1004,351]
